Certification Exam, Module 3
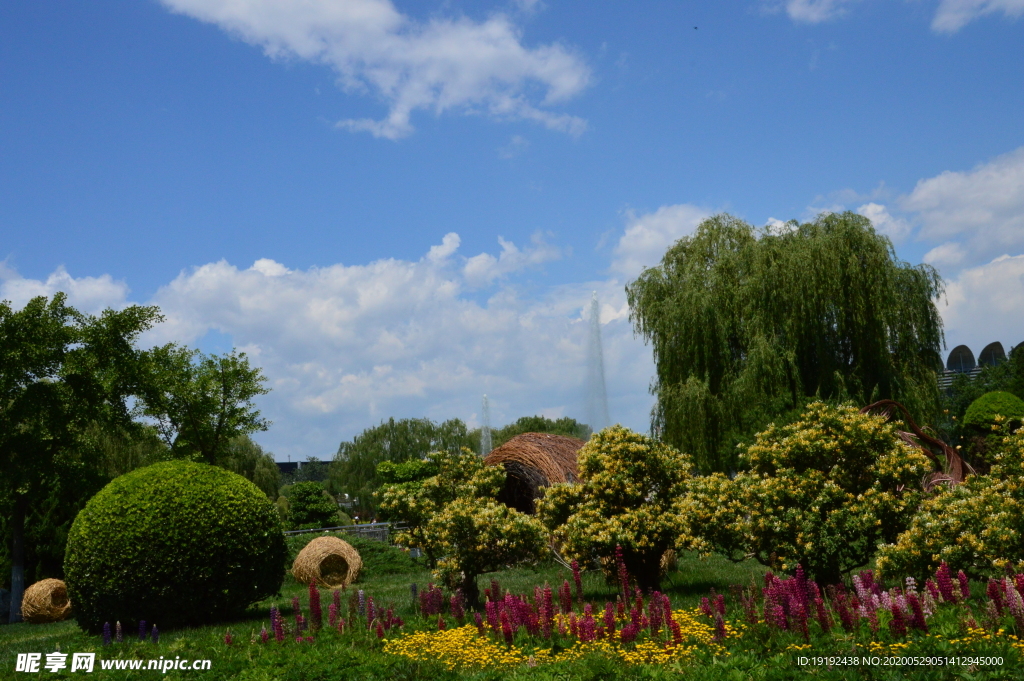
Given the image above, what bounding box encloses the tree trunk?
[461,573,481,611]
[9,495,26,624]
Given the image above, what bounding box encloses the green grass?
[2,547,1019,680]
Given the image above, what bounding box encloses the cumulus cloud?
[938,253,1024,354]
[932,0,1024,33]
[0,263,130,314]
[856,202,912,243]
[900,146,1024,266]
[462,233,561,287]
[611,204,710,277]
[159,0,590,139]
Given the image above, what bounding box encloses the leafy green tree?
[287,481,340,529]
[626,212,945,473]
[0,294,161,622]
[138,344,269,465]
[536,425,692,592]
[330,417,470,516]
[469,415,591,452]
[220,435,281,499]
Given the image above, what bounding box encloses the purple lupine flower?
[308,582,322,631]
[700,596,713,618]
[151,624,159,644]
[116,621,123,643]
[138,620,147,642]
[571,560,583,601]
[888,602,907,639]
[647,595,663,637]
[486,600,500,633]
[713,610,728,642]
[958,570,970,601]
[988,579,1005,614]
[603,601,616,637]
[936,563,956,603]
[541,585,554,639]
[357,590,366,617]
[578,604,596,642]
[792,602,809,641]
[328,602,338,628]
[906,592,928,632]
[103,622,111,646]
[619,621,639,644]
[905,576,918,594]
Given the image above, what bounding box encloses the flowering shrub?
[877,424,1024,579]
[376,447,504,566]
[536,426,693,592]
[681,403,931,584]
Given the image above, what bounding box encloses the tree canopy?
[626,211,945,473]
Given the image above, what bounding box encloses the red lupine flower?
[572,560,583,601]
[308,582,322,631]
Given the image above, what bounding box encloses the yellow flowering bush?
[536,425,692,592]
[877,423,1024,579]
[426,495,547,607]
[376,447,504,565]
[683,403,931,583]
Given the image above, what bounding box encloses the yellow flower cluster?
[383,608,738,670]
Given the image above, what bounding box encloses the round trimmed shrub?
[65,460,287,632]
[963,391,1024,431]
[287,482,340,529]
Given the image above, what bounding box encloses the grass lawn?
[2,537,1020,680]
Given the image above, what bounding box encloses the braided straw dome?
[291,536,362,588]
[484,433,585,514]
[21,578,72,623]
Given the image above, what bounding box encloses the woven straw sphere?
[21,578,72,624]
[292,536,362,588]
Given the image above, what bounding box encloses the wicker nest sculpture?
[21,578,72,624]
[484,433,586,514]
[291,536,362,588]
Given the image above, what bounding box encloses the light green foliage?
[377,447,544,605]
[687,402,931,584]
[376,447,504,566]
[877,422,1024,580]
[287,481,341,529]
[330,417,470,516]
[64,460,286,632]
[626,212,944,473]
[537,425,692,592]
[219,435,281,498]
[428,496,548,607]
[137,344,269,465]
[963,391,1024,431]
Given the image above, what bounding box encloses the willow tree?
[626,212,944,473]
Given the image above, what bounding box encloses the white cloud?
[765,0,858,23]
[938,253,1024,354]
[932,0,1024,33]
[0,263,130,314]
[611,204,710,277]
[856,202,912,242]
[900,146,1024,266]
[923,241,968,268]
[159,0,590,139]
[462,233,562,287]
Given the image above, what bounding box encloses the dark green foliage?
[627,212,945,473]
[285,532,421,576]
[137,344,270,464]
[330,418,470,516]
[64,460,287,631]
[219,435,281,498]
[287,482,340,528]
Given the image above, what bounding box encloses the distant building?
[939,341,1020,391]
[276,461,300,476]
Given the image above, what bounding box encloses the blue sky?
[2,0,1023,461]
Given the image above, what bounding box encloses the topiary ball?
[963,391,1024,431]
[65,460,287,632]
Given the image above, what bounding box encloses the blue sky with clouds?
[2,0,1023,461]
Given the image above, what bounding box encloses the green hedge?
[963,391,1024,431]
[286,532,421,577]
[65,460,287,632]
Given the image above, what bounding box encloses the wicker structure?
[484,433,586,514]
[21,578,72,624]
[291,536,362,588]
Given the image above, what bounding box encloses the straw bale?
[484,433,585,514]
[21,578,71,624]
[292,536,362,588]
